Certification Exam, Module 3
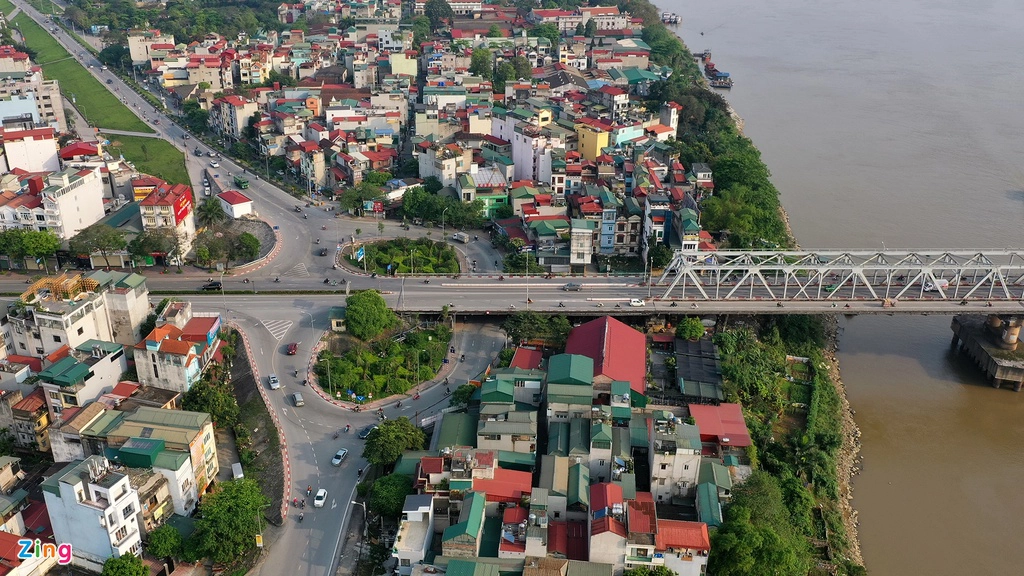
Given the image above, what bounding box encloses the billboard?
[173,189,193,225]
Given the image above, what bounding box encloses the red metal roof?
[565,317,647,393]
[12,388,45,412]
[655,519,711,551]
[111,381,140,398]
[420,456,444,475]
[6,354,41,373]
[217,190,252,205]
[510,347,543,370]
[591,515,627,538]
[627,492,657,534]
[473,468,532,503]
[688,403,752,447]
[590,482,623,512]
[503,506,529,524]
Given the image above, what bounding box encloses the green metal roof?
[697,482,723,527]
[37,357,80,385]
[611,427,631,459]
[118,437,165,467]
[329,306,347,320]
[629,414,649,448]
[611,406,632,420]
[568,418,589,456]
[699,460,733,491]
[676,423,703,451]
[548,422,568,456]
[567,463,589,508]
[443,491,486,542]
[496,450,537,471]
[154,450,190,471]
[479,516,502,557]
[0,489,27,516]
[436,413,477,450]
[610,381,631,398]
[547,354,593,386]
[591,421,612,443]
[480,379,514,404]
[447,559,499,576]
[567,560,614,576]
[75,339,122,354]
[547,383,593,405]
[614,473,636,500]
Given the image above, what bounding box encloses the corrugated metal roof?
[436,413,476,449]
[547,353,594,385]
[567,463,589,507]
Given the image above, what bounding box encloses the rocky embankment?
[822,316,864,565]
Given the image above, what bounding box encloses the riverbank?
[654,3,866,569]
[822,316,864,566]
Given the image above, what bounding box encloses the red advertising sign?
[173,190,193,226]
[373,201,384,213]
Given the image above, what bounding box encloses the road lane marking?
[262,320,293,340]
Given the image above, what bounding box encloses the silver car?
[268,374,280,390]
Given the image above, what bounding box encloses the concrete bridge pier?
[951,315,1024,392]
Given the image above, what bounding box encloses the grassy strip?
[12,13,154,133]
[0,0,15,16]
[103,133,189,185]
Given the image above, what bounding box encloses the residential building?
[114,437,187,525]
[545,354,594,421]
[0,530,58,575]
[0,127,59,173]
[564,316,647,394]
[134,315,221,394]
[393,494,435,575]
[9,167,106,239]
[477,409,537,454]
[49,400,107,463]
[127,30,176,66]
[570,219,598,266]
[210,95,258,141]
[417,142,473,188]
[37,340,127,424]
[655,520,711,576]
[42,456,143,571]
[441,491,486,558]
[588,482,626,572]
[139,181,196,266]
[11,388,49,451]
[81,407,218,505]
[7,272,148,359]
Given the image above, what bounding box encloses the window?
[684,464,689,470]
[659,478,666,485]
[63,394,77,406]
[599,459,606,467]
[401,560,411,567]
[52,335,61,343]
[35,347,43,355]
[48,391,60,400]
[114,525,127,541]
[122,503,135,519]
[108,513,116,526]
[77,327,84,335]
[660,463,667,470]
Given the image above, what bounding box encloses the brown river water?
[658,0,1024,573]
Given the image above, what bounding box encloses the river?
[657,0,1024,573]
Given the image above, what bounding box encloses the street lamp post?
[301,311,314,330]
[219,270,226,311]
[351,501,368,560]
[441,207,450,242]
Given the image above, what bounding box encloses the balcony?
[625,554,665,566]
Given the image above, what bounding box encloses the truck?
[452,232,470,243]
[233,175,250,189]
[923,279,949,292]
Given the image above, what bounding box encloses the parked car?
[286,342,298,355]
[268,374,280,390]
[313,488,327,508]
[629,298,646,307]
[331,449,348,466]
[200,281,222,291]
[357,424,377,439]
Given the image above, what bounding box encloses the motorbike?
[303,214,308,219]
[444,377,449,385]
[298,513,304,522]
[776,302,785,307]
[413,393,420,400]
[558,302,565,308]
[324,278,330,284]
[293,497,299,507]
[302,379,307,386]
[460,354,465,362]
[498,275,505,281]
[334,431,339,439]
[371,272,377,278]
[274,277,281,283]
[444,388,451,396]
[670,302,678,307]
[397,401,402,408]
[316,238,321,244]
[357,468,364,477]
[423,279,430,284]
[345,424,351,432]
[321,225,327,230]
[306,485,312,496]
[597,302,604,307]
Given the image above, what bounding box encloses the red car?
[286,342,298,355]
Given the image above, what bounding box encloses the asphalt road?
[191,295,504,576]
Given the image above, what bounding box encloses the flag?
[356,247,365,262]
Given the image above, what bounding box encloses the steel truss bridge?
[656,250,1024,306]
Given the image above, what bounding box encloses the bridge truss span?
[656,250,1024,302]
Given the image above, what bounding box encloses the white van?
[292,393,305,407]
[924,279,950,292]
[231,463,244,480]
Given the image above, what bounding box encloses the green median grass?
[13,13,154,133]
[0,0,15,16]
[104,134,189,186]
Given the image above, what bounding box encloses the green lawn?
[0,0,15,16]
[13,13,154,133]
[105,134,189,186]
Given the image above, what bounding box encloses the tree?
[68,224,127,267]
[584,19,597,37]
[364,170,392,187]
[575,22,585,36]
[411,15,432,46]
[378,222,385,236]
[183,379,239,428]
[449,384,477,408]
[676,317,706,341]
[424,0,454,32]
[510,55,533,80]
[196,197,228,228]
[469,48,492,80]
[98,44,131,69]
[368,474,413,518]
[531,23,561,44]
[182,100,209,134]
[345,290,398,340]
[188,478,270,564]
[20,230,60,273]
[0,229,26,262]
[494,61,516,93]
[488,24,504,37]
[234,232,260,262]
[647,235,674,269]
[362,417,427,467]
[101,554,147,576]
[338,181,385,214]
[146,524,183,558]
[422,176,443,194]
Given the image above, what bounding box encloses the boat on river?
[661,12,680,24]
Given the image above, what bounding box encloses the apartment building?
[127,30,176,66]
[37,340,126,424]
[11,388,48,451]
[42,456,143,571]
[139,181,196,266]
[210,95,259,141]
[0,127,59,172]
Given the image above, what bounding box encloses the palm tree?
[196,198,228,229]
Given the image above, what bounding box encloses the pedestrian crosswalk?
[262,320,293,341]
[282,263,310,277]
